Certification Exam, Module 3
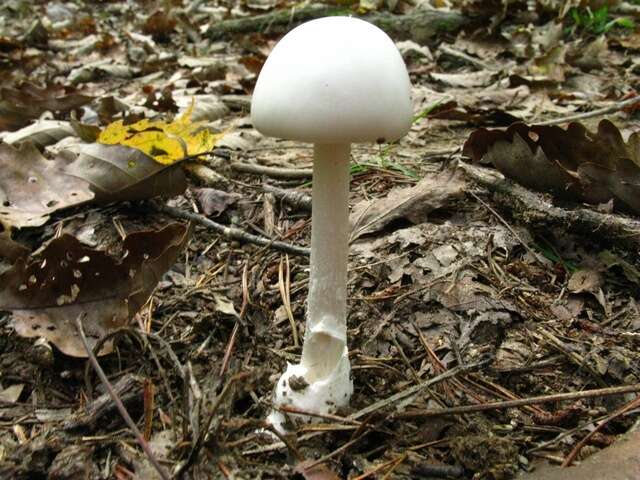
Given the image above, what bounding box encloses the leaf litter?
[0,0,639,479]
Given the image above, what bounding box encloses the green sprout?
[567,6,634,36]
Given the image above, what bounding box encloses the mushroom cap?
[251,16,413,144]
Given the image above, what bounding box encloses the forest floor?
[0,1,639,479]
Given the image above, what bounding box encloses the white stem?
[266,144,353,432]
[301,143,350,381]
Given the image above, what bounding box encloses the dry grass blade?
[279,254,299,347]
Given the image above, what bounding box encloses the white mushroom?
[251,16,412,432]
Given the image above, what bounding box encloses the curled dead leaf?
[349,168,467,241]
[463,120,640,214]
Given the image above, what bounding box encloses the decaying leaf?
[567,268,603,294]
[0,83,92,132]
[0,143,94,229]
[599,250,640,285]
[463,120,640,214]
[0,384,24,403]
[0,223,191,357]
[350,168,467,241]
[0,233,30,270]
[2,120,75,149]
[294,461,340,480]
[194,188,242,216]
[97,102,222,165]
[63,143,187,203]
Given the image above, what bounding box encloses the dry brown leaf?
[349,168,467,241]
[0,223,190,357]
[0,83,92,132]
[0,143,94,229]
[194,188,241,216]
[63,143,187,203]
[2,120,76,149]
[294,461,340,480]
[142,11,176,42]
[516,431,640,480]
[430,71,496,88]
[463,120,640,214]
[567,269,603,294]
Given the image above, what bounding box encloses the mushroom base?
[267,333,352,433]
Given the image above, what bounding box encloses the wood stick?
[535,95,640,126]
[395,384,640,418]
[158,204,310,257]
[458,161,640,251]
[205,4,469,44]
[231,162,313,179]
[74,315,171,480]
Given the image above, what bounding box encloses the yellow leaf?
[97,101,221,165]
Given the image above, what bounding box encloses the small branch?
[535,95,640,126]
[63,374,142,430]
[263,184,312,211]
[394,384,640,419]
[458,161,640,251]
[562,394,640,467]
[157,204,309,257]
[183,161,229,188]
[242,361,488,456]
[231,162,313,179]
[439,44,495,71]
[350,360,489,420]
[74,315,171,480]
[205,4,469,43]
[174,373,249,477]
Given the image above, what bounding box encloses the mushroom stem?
[266,144,353,432]
[301,143,351,380]
[309,146,349,328]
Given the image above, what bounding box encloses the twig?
[562,394,640,467]
[350,360,488,420]
[302,432,369,471]
[278,405,362,426]
[468,190,546,264]
[535,328,608,388]
[205,4,468,43]
[219,263,249,377]
[183,161,229,188]
[158,203,309,257]
[439,44,495,71]
[527,412,611,454]
[394,384,640,419]
[535,94,640,126]
[74,315,171,480]
[242,362,486,456]
[263,184,312,211]
[231,162,313,179]
[353,454,408,480]
[174,372,250,477]
[278,254,299,347]
[458,161,640,251]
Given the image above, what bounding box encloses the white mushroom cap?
[251,16,413,144]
